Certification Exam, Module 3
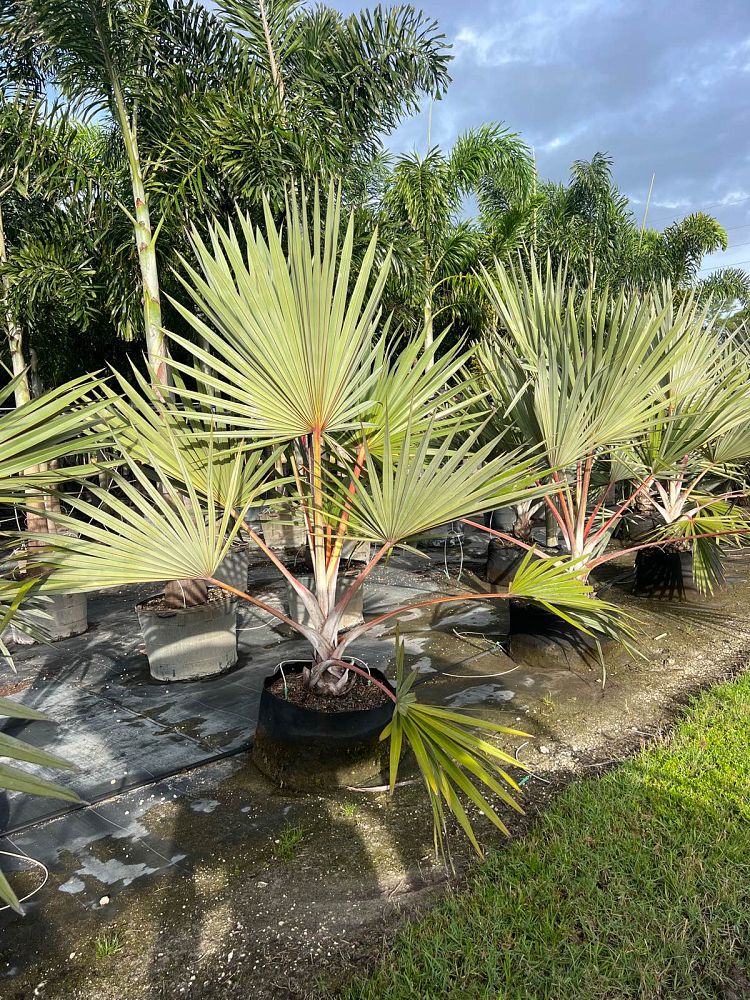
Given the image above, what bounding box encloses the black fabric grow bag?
[256,661,395,747]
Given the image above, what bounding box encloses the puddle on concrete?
[190,800,220,814]
[73,852,187,889]
[446,684,515,707]
[412,656,436,674]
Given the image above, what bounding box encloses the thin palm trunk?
[124,126,166,386]
[0,203,31,408]
[103,41,168,388]
[258,0,285,107]
[0,203,49,537]
[424,294,434,359]
[423,271,435,368]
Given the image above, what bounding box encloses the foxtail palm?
[381,125,534,359]
[5,0,250,384]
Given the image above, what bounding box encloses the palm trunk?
[424,292,434,368]
[129,140,167,387]
[258,0,285,107]
[0,202,48,538]
[0,203,31,407]
[109,72,168,388]
[164,578,209,609]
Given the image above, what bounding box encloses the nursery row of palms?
[3,187,750,912]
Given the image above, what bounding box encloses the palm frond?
[166,183,390,441]
[344,418,546,545]
[0,696,78,912]
[21,438,252,593]
[382,632,528,858]
[0,374,108,499]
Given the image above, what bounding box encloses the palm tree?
[22,186,629,856]
[218,0,451,180]
[622,307,750,594]
[527,153,749,304]
[5,1,452,380]
[4,0,251,385]
[380,124,534,360]
[476,258,750,580]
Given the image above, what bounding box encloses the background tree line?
[1,0,747,398]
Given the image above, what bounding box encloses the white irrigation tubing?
[0,849,49,913]
[440,629,518,679]
[442,524,465,583]
[515,740,552,785]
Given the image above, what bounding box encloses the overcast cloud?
[331,0,750,276]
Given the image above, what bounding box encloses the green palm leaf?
[99,369,283,509]
[478,259,728,469]
[165,183,391,441]
[21,437,254,592]
[0,696,78,913]
[343,418,546,544]
[0,373,107,498]
[383,635,529,858]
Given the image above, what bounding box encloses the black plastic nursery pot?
[633,546,697,600]
[620,513,660,544]
[252,661,395,791]
[485,538,526,589]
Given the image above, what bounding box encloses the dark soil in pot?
[139,587,230,612]
[252,661,395,791]
[267,670,389,713]
[633,545,698,600]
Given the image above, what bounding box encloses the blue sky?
[330,0,750,278]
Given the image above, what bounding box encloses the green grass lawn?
[342,675,750,1000]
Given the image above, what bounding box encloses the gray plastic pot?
[10,592,88,645]
[213,541,250,592]
[285,574,364,631]
[260,507,307,551]
[135,593,238,682]
[340,539,372,563]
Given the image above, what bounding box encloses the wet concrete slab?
[6,530,729,844]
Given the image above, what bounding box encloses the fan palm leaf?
[166,184,390,441]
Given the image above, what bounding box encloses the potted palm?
[24,188,631,851]
[92,371,280,681]
[483,499,547,588]
[474,259,750,591]
[620,316,750,597]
